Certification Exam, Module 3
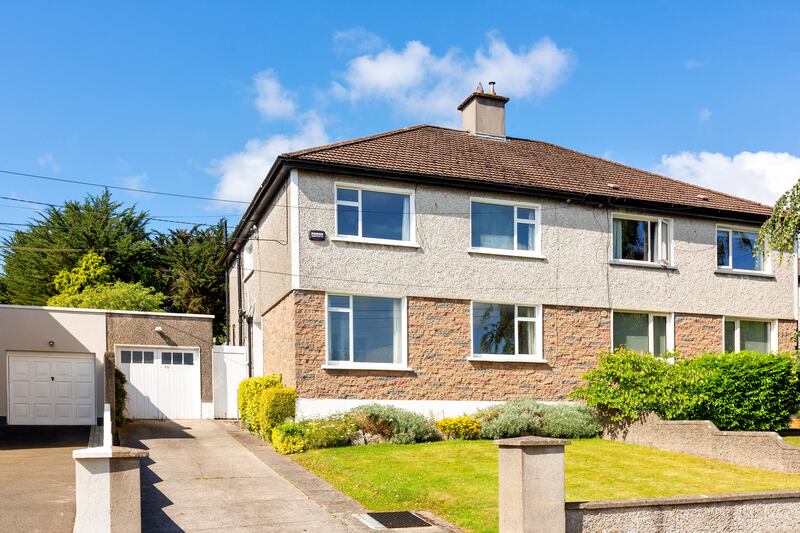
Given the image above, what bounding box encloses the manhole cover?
[364,511,432,529]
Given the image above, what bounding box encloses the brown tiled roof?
[286,125,772,218]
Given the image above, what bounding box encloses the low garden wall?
[566,491,800,533]
[604,413,800,473]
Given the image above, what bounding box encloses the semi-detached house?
[225,88,798,419]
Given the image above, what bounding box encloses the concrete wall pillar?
[495,436,570,533]
[73,447,148,533]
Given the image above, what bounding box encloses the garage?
[118,347,201,419]
[7,352,95,425]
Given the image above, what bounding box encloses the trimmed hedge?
[237,375,282,433]
[255,387,296,438]
[272,422,306,455]
[571,349,800,431]
[271,415,358,454]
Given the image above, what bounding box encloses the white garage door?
[118,347,201,419]
[7,353,96,425]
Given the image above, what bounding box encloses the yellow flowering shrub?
[436,415,481,440]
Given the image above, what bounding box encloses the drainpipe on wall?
[246,316,253,378]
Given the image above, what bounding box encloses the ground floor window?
[612,311,672,355]
[471,302,542,360]
[724,319,772,353]
[326,294,404,367]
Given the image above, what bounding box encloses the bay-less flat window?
[471,302,541,360]
[716,227,764,272]
[612,216,672,264]
[613,311,671,355]
[724,319,771,353]
[327,294,404,366]
[335,186,412,242]
[470,200,540,254]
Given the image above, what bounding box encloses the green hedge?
[114,368,128,427]
[271,415,358,454]
[237,375,282,433]
[255,387,296,438]
[571,349,800,431]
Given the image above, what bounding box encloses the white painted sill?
[714,268,775,279]
[608,259,677,270]
[468,248,546,260]
[321,363,414,372]
[467,356,548,364]
[331,236,420,249]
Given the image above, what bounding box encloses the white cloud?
[333,27,384,55]
[117,174,149,198]
[36,152,60,173]
[698,107,712,122]
[253,70,297,120]
[656,151,800,205]
[211,114,328,204]
[685,59,706,69]
[334,35,573,123]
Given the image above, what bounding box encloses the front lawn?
[295,439,800,533]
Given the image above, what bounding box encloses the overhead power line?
[0,169,249,204]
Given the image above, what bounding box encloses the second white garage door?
[118,347,201,419]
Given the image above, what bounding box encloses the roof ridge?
[510,136,774,211]
[285,124,432,158]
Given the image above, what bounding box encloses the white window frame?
[611,213,673,266]
[323,292,410,371]
[333,182,417,246]
[722,317,777,353]
[242,241,254,280]
[469,197,543,258]
[468,301,545,363]
[610,310,675,355]
[715,225,769,274]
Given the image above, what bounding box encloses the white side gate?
[212,345,248,419]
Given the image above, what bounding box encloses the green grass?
[783,436,800,447]
[294,439,800,533]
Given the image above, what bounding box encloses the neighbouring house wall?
[293,290,610,403]
[0,306,106,421]
[263,292,296,387]
[106,313,214,402]
[565,492,800,533]
[604,413,800,472]
[297,171,796,320]
[227,258,240,345]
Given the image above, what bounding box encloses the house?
[0,304,214,425]
[224,87,798,419]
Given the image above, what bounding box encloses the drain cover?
[364,511,432,529]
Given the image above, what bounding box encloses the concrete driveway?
[0,425,89,533]
[120,419,355,532]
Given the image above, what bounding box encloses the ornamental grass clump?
[350,404,439,444]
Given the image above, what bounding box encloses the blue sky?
[1,1,799,237]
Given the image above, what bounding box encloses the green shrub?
[255,387,296,438]
[473,404,505,425]
[570,349,704,423]
[114,368,127,427]
[350,404,439,444]
[572,349,800,431]
[272,422,306,454]
[436,416,482,440]
[480,398,547,439]
[303,414,358,449]
[541,404,602,438]
[237,375,282,433]
[679,351,799,431]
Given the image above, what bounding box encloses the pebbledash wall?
[265,290,796,419]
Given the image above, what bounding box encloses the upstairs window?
[612,215,672,264]
[242,242,254,278]
[717,227,765,272]
[470,200,540,254]
[335,185,413,242]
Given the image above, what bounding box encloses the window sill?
[468,248,545,260]
[714,269,775,279]
[467,356,548,364]
[321,363,414,372]
[331,236,420,249]
[608,259,677,270]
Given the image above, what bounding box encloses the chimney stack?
[458,82,509,138]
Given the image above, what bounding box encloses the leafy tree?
[48,281,166,311]
[52,251,111,296]
[152,223,226,338]
[1,191,155,305]
[0,275,8,304]
[757,178,800,257]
